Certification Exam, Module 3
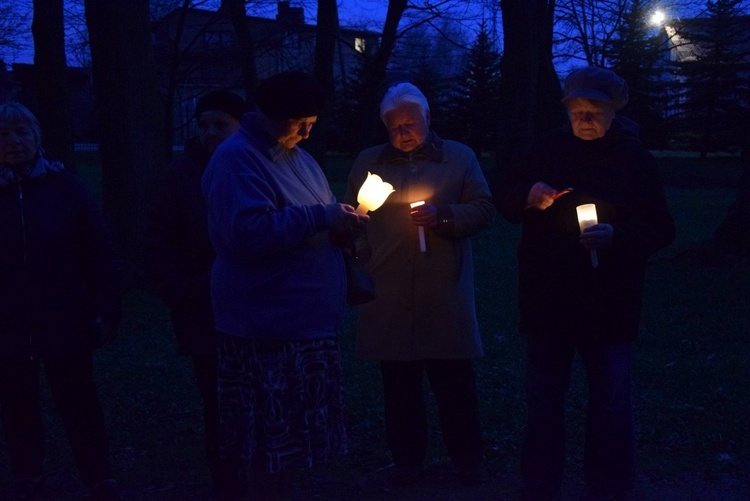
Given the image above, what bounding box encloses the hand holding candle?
[576,203,599,268]
[355,172,395,214]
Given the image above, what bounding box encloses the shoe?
[457,464,489,485]
[11,477,41,500]
[90,479,121,501]
[392,464,422,486]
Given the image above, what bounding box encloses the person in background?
[201,71,368,500]
[0,101,122,500]
[343,82,495,487]
[143,90,248,499]
[493,66,675,500]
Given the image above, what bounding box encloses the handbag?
[343,251,376,305]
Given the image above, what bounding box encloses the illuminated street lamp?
[650,9,666,26]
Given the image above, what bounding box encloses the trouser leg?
[0,359,45,480]
[193,352,246,496]
[580,342,635,495]
[521,337,575,497]
[192,353,221,473]
[380,361,427,467]
[425,359,483,469]
[44,353,112,487]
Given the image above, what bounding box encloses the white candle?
[576,203,599,268]
[410,201,427,252]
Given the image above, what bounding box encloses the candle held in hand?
[410,201,427,252]
[576,203,599,268]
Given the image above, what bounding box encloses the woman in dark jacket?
[143,90,247,499]
[494,67,675,500]
[0,102,122,500]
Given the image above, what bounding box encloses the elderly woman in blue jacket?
[0,102,122,500]
[201,72,368,499]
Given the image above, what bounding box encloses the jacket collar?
[242,112,299,162]
[0,156,64,187]
[376,131,444,164]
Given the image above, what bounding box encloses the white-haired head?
[379,82,430,123]
[0,101,42,155]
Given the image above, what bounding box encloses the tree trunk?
[357,0,408,150]
[308,0,340,166]
[221,0,257,99]
[84,0,167,276]
[31,0,74,169]
[160,0,192,164]
[495,0,566,170]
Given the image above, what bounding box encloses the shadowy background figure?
[0,101,122,500]
[144,90,248,499]
[493,66,676,500]
[344,82,495,487]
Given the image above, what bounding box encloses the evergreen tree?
[605,0,668,148]
[454,22,502,156]
[672,0,750,157]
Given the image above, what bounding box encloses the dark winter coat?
[344,132,495,360]
[494,117,675,343]
[144,137,217,355]
[0,158,122,359]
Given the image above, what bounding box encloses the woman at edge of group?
[494,66,675,500]
[0,101,122,501]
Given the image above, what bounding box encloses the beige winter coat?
[344,132,494,361]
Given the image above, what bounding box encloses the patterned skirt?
[217,334,348,472]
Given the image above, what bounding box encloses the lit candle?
[355,172,395,214]
[409,200,427,252]
[576,203,599,268]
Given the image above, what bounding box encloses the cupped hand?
[325,203,369,232]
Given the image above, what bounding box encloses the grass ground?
[0,154,748,500]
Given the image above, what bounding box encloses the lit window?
[355,38,366,53]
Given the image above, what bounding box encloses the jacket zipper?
[18,185,33,360]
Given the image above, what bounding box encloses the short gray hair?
[0,101,42,153]
[379,82,429,123]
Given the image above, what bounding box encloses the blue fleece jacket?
[201,113,345,340]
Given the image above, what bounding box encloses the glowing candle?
[410,200,427,252]
[576,203,599,268]
[355,172,395,214]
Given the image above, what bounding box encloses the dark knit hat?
[254,71,325,119]
[195,90,247,122]
[562,66,629,110]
